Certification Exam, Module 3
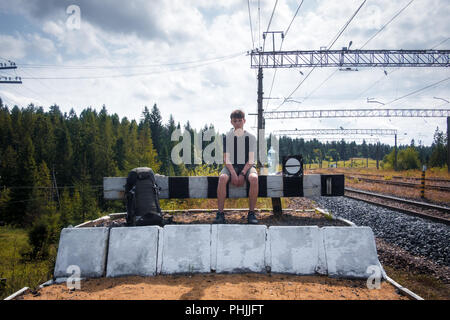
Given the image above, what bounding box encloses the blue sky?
[0,0,449,146]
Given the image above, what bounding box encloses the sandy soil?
[21,273,408,300]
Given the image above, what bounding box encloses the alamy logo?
[66,5,81,30]
[66,265,81,290]
[366,265,382,289]
[170,129,279,167]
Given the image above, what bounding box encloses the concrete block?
[215,225,267,273]
[323,226,381,279]
[189,176,208,198]
[160,225,211,274]
[268,226,322,275]
[303,174,321,197]
[266,175,283,197]
[106,226,161,277]
[54,227,109,278]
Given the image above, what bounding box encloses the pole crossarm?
[262,108,450,119]
[274,128,397,136]
[250,49,450,68]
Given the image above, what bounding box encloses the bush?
[381,147,421,171]
[23,222,50,260]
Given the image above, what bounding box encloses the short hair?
[230,109,245,119]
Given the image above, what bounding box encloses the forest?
[0,99,446,231]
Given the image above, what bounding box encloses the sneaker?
[247,211,258,224]
[213,211,226,224]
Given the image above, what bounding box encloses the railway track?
[346,172,450,183]
[346,175,450,192]
[344,187,450,225]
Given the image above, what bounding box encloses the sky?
[0,0,449,146]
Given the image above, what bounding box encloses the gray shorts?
[220,165,257,182]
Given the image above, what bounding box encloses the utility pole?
[257,66,264,167]
[447,116,450,172]
[394,133,398,171]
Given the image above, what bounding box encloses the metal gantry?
[251,49,450,68]
[273,128,397,136]
[261,108,450,119]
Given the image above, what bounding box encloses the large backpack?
[125,167,163,227]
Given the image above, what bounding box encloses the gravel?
[311,196,450,267]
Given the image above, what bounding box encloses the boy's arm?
[224,152,238,176]
[240,151,255,176]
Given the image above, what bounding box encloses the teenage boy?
[214,109,259,224]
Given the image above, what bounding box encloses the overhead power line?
[20,52,245,80]
[359,0,414,49]
[18,51,246,69]
[265,0,305,110]
[247,0,256,49]
[273,0,367,110]
[385,76,450,105]
[262,0,278,52]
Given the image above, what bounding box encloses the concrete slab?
[188,177,208,198]
[303,174,321,198]
[215,225,267,273]
[323,226,381,279]
[54,227,109,278]
[268,226,322,275]
[266,175,283,197]
[160,225,211,274]
[106,226,161,277]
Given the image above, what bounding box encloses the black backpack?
[125,167,164,227]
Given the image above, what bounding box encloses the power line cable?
[359,0,414,49]
[385,76,450,105]
[17,51,246,69]
[274,0,367,111]
[432,37,449,49]
[247,0,256,49]
[20,52,245,80]
[266,0,305,110]
[262,0,279,52]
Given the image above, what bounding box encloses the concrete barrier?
[160,225,211,274]
[213,225,267,273]
[323,226,382,279]
[267,226,327,275]
[106,226,161,277]
[54,227,109,278]
[53,224,383,280]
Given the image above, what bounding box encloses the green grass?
[0,226,56,299]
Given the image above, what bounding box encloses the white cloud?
[0,0,448,146]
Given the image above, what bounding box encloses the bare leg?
[248,173,258,211]
[217,174,229,212]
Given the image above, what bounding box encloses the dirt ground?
[20,273,408,300]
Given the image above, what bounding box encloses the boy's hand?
[230,172,239,186]
[237,173,246,187]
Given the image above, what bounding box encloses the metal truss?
[250,49,450,68]
[298,137,381,144]
[274,128,397,136]
[262,108,450,119]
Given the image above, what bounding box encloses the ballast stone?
[106,226,161,277]
[160,225,211,274]
[323,226,381,279]
[54,227,109,279]
[268,226,326,275]
[214,224,267,273]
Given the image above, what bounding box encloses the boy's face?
[231,117,245,130]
